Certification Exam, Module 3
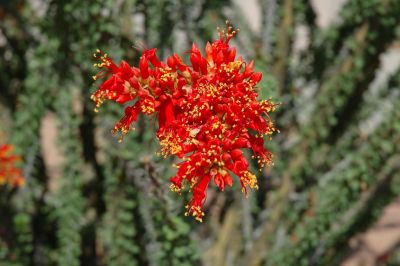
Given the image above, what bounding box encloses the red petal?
[143,48,161,67]
[233,137,250,148]
[223,174,233,187]
[243,61,254,78]
[230,149,243,160]
[250,72,262,84]
[158,98,175,128]
[214,173,225,190]
[139,56,149,79]
[227,47,236,62]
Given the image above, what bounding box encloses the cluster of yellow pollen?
[188,138,199,145]
[189,177,198,189]
[198,83,221,98]
[90,90,115,113]
[170,183,181,193]
[241,171,259,191]
[211,121,221,130]
[112,124,130,142]
[254,126,274,138]
[187,102,209,118]
[241,92,254,104]
[223,61,242,75]
[253,154,272,170]
[186,164,194,176]
[159,67,175,82]
[260,99,276,112]
[185,205,205,222]
[267,122,277,135]
[201,146,225,169]
[158,132,182,157]
[203,121,221,135]
[92,49,111,81]
[140,99,156,115]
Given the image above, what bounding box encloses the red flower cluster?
[0,144,24,187]
[92,21,276,222]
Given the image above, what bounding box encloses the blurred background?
[1,0,400,265]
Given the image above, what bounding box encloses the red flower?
[0,144,24,187]
[92,21,277,221]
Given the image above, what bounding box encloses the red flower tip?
[250,72,263,84]
[218,20,240,43]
